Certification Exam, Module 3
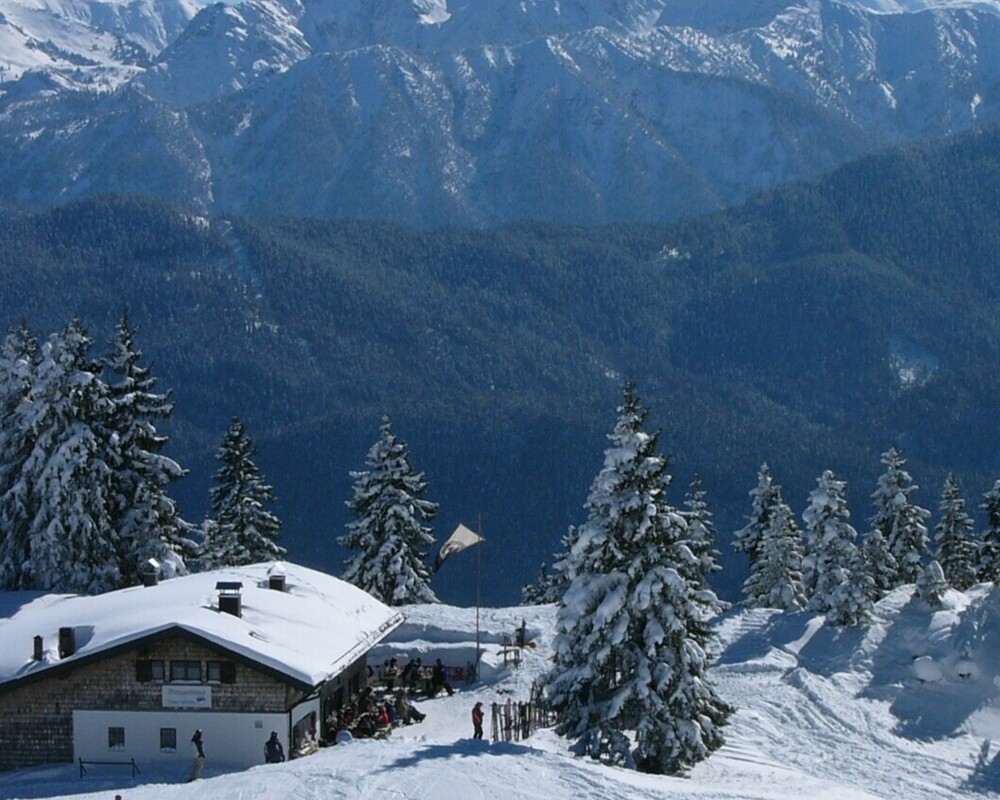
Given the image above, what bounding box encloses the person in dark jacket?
[264,731,285,763]
[472,702,484,740]
[191,729,205,758]
[431,658,454,697]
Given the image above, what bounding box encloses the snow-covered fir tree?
[870,446,930,586]
[915,559,948,608]
[979,480,1000,583]
[935,473,978,591]
[339,415,438,605]
[627,508,732,774]
[681,476,727,613]
[734,463,780,570]
[202,416,285,568]
[858,527,898,602]
[827,549,875,627]
[522,562,559,604]
[103,316,195,582]
[541,382,731,774]
[0,323,39,589]
[526,525,577,605]
[804,470,859,615]
[742,496,806,610]
[12,321,121,592]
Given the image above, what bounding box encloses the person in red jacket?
[472,701,484,740]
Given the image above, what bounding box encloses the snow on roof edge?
[0,562,404,692]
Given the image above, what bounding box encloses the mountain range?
[4,0,1000,225]
[3,0,1000,604]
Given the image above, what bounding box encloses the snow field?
[4,588,999,800]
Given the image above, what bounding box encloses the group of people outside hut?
[322,685,428,744]
[376,656,457,697]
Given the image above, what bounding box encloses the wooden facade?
[0,628,368,772]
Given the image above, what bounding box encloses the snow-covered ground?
[4,586,999,800]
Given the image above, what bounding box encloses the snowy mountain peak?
[137,0,309,105]
[413,0,451,26]
[296,0,677,51]
[5,0,1000,223]
[0,0,209,88]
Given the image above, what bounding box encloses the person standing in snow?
[400,658,413,686]
[431,658,454,697]
[385,657,399,691]
[191,729,205,758]
[472,701,484,740]
[187,729,206,782]
[264,731,285,763]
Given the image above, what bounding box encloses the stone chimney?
[33,635,43,661]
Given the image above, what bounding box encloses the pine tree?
[826,549,874,627]
[935,473,978,591]
[541,382,731,774]
[541,525,577,602]
[104,316,195,582]
[858,527,897,601]
[681,476,726,612]
[804,470,858,615]
[734,463,779,570]
[979,480,1000,583]
[0,323,38,589]
[16,321,121,592]
[870,446,930,586]
[915,559,948,608]
[627,508,732,774]
[202,416,285,568]
[742,498,806,610]
[522,562,560,604]
[339,415,437,605]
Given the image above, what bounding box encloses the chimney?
[267,562,287,592]
[33,635,43,661]
[140,558,161,587]
[58,627,76,658]
[216,582,243,617]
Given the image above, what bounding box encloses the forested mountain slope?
[2,127,999,603]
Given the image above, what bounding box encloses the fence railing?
[489,700,555,743]
[78,757,141,779]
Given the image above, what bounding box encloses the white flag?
[435,524,484,571]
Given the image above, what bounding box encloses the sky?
[3,581,999,800]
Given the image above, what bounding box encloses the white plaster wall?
[73,709,289,771]
[292,696,320,731]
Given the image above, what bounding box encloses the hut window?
[207,660,236,684]
[160,728,177,751]
[170,660,202,682]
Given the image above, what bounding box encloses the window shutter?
[220,662,237,684]
[136,660,152,683]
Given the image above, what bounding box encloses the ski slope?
[3,586,998,799]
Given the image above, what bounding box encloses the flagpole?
[436,521,485,683]
[475,513,482,684]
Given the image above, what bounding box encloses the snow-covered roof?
[0,562,404,692]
